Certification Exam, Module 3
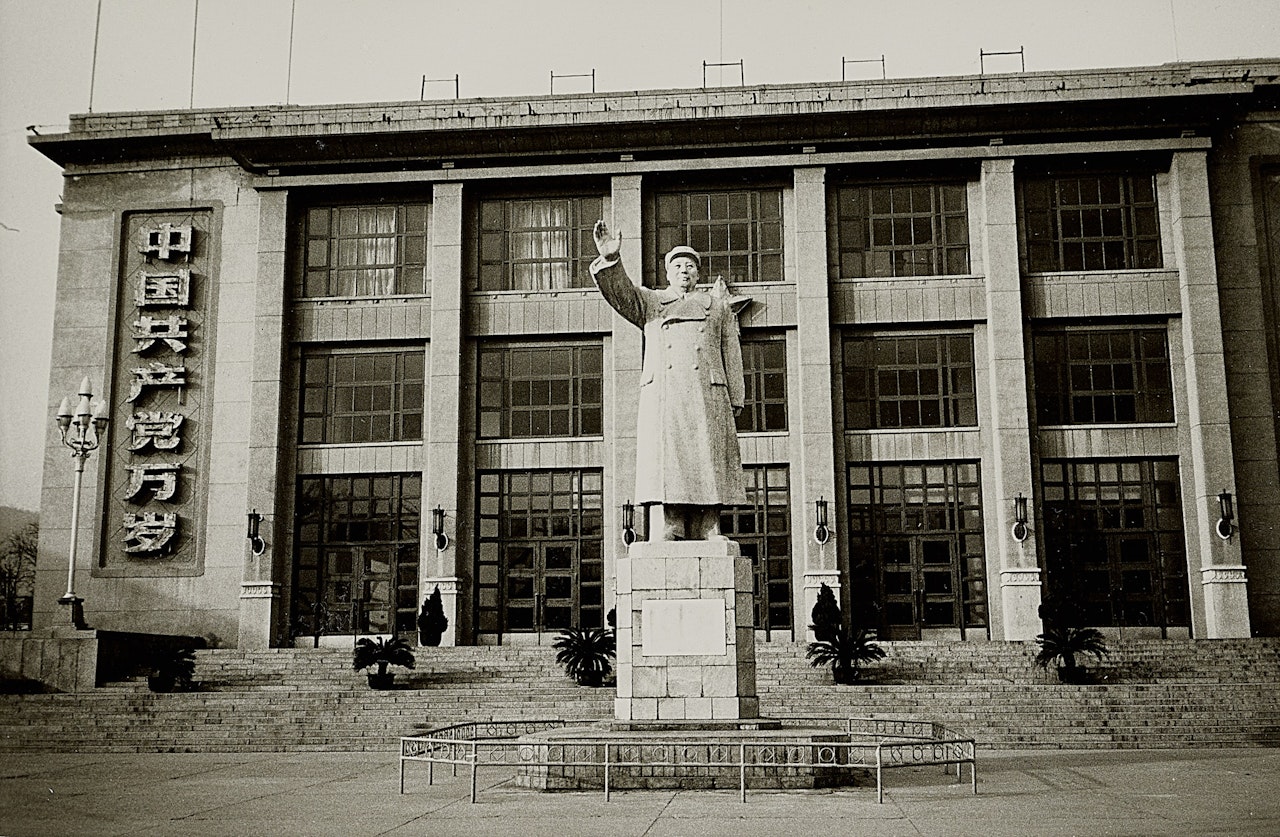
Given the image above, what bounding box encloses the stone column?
[979,158,1041,641]
[604,175,644,622]
[1168,151,1251,638]
[238,188,287,649]
[423,182,465,646]
[792,166,841,635]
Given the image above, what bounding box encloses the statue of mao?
[591,220,747,541]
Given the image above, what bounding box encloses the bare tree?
[0,521,37,630]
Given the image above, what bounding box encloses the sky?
[1,0,1278,512]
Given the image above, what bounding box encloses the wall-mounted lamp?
[1217,491,1235,540]
[621,500,636,546]
[432,505,449,551]
[814,497,830,546]
[246,509,266,556]
[1012,493,1029,543]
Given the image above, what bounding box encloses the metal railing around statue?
[398,716,977,804]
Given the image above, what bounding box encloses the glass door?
[879,536,961,639]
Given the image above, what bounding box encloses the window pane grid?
[300,350,425,444]
[737,335,788,433]
[300,203,428,298]
[847,461,986,630]
[654,189,784,284]
[843,333,977,429]
[478,343,604,439]
[1033,327,1173,425]
[1021,174,1161,272]
[293,474,421,635]
[478,196,603,291]
[1040,458,1188,630]
[720,466,792,630]
[830,183,970,278]
[476,469,604,633]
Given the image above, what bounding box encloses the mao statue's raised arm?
[590,220,746,542]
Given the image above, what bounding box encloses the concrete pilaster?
[979,158,1041,640]
[238,188,288,649]
[605,176,644,620]
[423,182,465,644]
[791,166,841,634]
[1168,151,1250,638]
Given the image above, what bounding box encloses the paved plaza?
[0,747,1277,835]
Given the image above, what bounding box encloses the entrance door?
[879,537,961,640]
[1040,459,1189,634]
[318,543,420,636]
[503,542,578,633]
[475,469,605,639]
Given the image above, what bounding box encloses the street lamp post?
[54,376,109,630]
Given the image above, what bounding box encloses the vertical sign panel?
[98,211,215,576]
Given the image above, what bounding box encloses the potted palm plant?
[1035,594,1111,684]
[352,636,415,689]
[552,626,615,687]
[148,646,196,693]
[806,627,886,685]
[1034,625,1110,684]
[805,583,886,685]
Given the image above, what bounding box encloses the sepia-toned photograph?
[1,1,1279,833]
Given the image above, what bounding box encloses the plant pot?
[147,674,174,693]
[575,670,604,687]
[367,672,396,690]
[1056,666,1089,684]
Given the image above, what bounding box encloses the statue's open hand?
[593,220,621,260]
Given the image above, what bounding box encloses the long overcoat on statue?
[591,255,747,506]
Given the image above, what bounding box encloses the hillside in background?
[0,506,38,544]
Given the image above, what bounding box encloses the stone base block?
[615,539,758,722]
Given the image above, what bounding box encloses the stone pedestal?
[614,539,757,722]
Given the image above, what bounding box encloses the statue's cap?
[664,245,701,268]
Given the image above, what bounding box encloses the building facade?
[29,60,1280,648]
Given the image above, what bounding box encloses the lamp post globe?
[54,376,109,630]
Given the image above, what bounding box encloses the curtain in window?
[510,201,571,289]
[332,207,397,296]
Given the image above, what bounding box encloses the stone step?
[1,637,1276,753]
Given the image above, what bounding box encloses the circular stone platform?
[514,721,870,791]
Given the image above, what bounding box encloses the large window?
[475,470,604,634]
[720,466,792,631]
[847,461,987,638]
[299,203,429,298]
[293,474,421,636]
[477,342,603,439]
[1040,459,1188,632]
[1033,327,1173,425]
[829,183,970,278]
[1020,174,1161,272]
[654,189,784,284]
[843,333,977,429]
[476,196,603,291]
[737,334,788,433]
[300,350,424,444]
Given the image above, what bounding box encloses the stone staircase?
[0,638,1276,753]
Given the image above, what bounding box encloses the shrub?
[417,586,448,646]
[806,583,884,684]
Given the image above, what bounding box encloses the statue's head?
[664,245,701,292]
